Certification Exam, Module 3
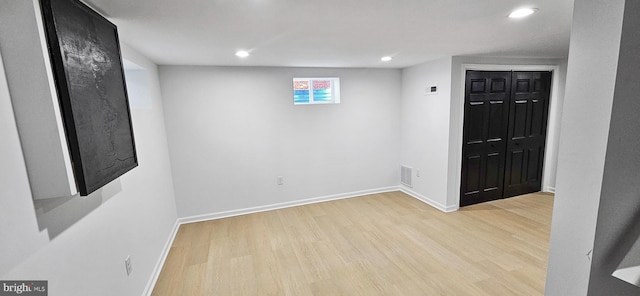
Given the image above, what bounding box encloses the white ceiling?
[85,0,574,68]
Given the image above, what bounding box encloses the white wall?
[545,0,626,294]
[589,1,640,294]
[399,57,454,211]
[0,2,179,293]
[544,60,568,194]
[159,66,401,219]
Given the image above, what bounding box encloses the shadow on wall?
[603,198,640,276]
[29,60,148,240]
[25,61,146,240]
[32,180,122,239]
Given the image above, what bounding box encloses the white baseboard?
[178,186,400,225]
[546,186,556,193]
[400,187,458,213]
[143,220,180,296]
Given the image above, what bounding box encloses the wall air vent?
[401,165,413,188]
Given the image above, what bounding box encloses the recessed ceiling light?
[381,56,392,62]
[509,8,538,18]
[235,50,250,58]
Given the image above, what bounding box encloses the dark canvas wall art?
[40,0,137,196]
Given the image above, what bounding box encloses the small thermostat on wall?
[424,84,438,95]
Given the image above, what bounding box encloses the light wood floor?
[152,191,554,295]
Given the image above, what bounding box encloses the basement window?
[293,77,340,105]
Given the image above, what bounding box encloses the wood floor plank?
[151,191,553,295]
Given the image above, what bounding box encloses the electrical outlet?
[417,169,421,177]
[277,176,284,185]
[125,256,132,276]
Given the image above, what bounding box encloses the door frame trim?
[454,64,561,207]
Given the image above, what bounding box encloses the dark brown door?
[460,70,552,206]
[460,71,512,206]
[503,71,552,198]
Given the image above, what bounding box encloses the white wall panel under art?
[159,66,401,218]
[0,0,76,199]
[0,2,179,291]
